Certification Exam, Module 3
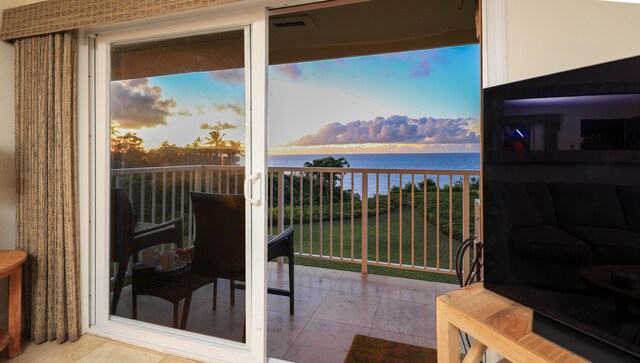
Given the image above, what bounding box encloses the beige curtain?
[14,30,80,344]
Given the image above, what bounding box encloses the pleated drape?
[14,30,80,344]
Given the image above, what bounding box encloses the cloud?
[177,110,192,117]
[111,79,176,129]
[334,59,348,67]
[411,56,432,77]
[209,69,244,84]
[275,64,303,79]
[200,121,239,131]
[196,104,205,115]
[410,50,445,78]
[212,102,244,116]
[287,115,479,146]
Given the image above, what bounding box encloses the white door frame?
[87,8,269,362]
[75,0,508,360]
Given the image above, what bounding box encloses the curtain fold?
[14,30,80,344]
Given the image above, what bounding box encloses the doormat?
[344,335,437,363]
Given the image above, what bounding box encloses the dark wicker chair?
[180,193,295,333]
[191,192,245,307]
[454,236,483,288]
[454,235,484,355]
[110,188,183,316]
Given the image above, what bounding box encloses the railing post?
[277,171,284,234]
[462,174,470,276]
[195,167,202,192]
[277,171,285,264]
[361,172,368,274]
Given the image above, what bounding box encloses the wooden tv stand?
[436,283,587,363]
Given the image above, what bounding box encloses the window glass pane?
[109,29,248,343]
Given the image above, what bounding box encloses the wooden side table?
[0,250,27,358]
[436,283,588,363]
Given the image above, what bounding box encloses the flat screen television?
[483,55,640,362]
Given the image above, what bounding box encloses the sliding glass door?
[92,9,268,362]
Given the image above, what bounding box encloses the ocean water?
[268,153,480,196]
[269,153,480,170]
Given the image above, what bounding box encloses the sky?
[111,70,247,148]
[111,43,480,154]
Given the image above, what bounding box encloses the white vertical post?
[277,171,284,233]
[361,172,368,274]
[162,171,167,223]
[151,173,157,223]
[171,172,176,220]
[269,171,274,235]
[319,172,323,257]
[140,174,146,222]
[277,170,284,264]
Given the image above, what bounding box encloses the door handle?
[244,172,262,206]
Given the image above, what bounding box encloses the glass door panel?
[109,29,249,343]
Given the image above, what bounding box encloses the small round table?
[0,250,27,358]
[580,264,640,318]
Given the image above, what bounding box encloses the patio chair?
[454,235,483,288]
[454,235,484,354]
[178,193,245,332]
[110,188,183,315]
[179,193,295,332]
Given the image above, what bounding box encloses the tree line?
[111,128,245,169]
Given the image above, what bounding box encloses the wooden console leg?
[436,299,460,363]
[8,267,22,358]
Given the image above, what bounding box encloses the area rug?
[344,335,437,363]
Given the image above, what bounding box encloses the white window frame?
[482,0,507,88]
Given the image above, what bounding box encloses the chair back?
[454,236,484,287]
[111,188,136,263]
[190,192,245,282]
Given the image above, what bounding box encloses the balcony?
[111,164,480,276]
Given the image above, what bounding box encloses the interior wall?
[0,0,36,326]
[504,0,640,82]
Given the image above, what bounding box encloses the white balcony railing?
[111,165,479,276]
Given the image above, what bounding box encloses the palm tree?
[225,140,245,155]
[204,130,226,147]
[303,156,350,169]
[303,156,350,203]
[225,140,245,165]
[204,130,227,164]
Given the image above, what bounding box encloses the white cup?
[159,251,179,270]
[141,247,157,267]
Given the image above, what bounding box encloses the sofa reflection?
[485,181,640,291]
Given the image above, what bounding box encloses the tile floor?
[3,263,459,363]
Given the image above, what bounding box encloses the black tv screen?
[483,55,640,361]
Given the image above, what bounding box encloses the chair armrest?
[268,226,294,261]
[133,217,183,237]
[133,218,184,253]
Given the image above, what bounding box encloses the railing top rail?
[111,165,245,175]
[268,166,480,175]
[111,165,480,176]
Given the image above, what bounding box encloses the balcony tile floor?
[3,263,459,363]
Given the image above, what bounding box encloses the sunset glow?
[111,44,480,154]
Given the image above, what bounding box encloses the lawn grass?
[276,206,464,283]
